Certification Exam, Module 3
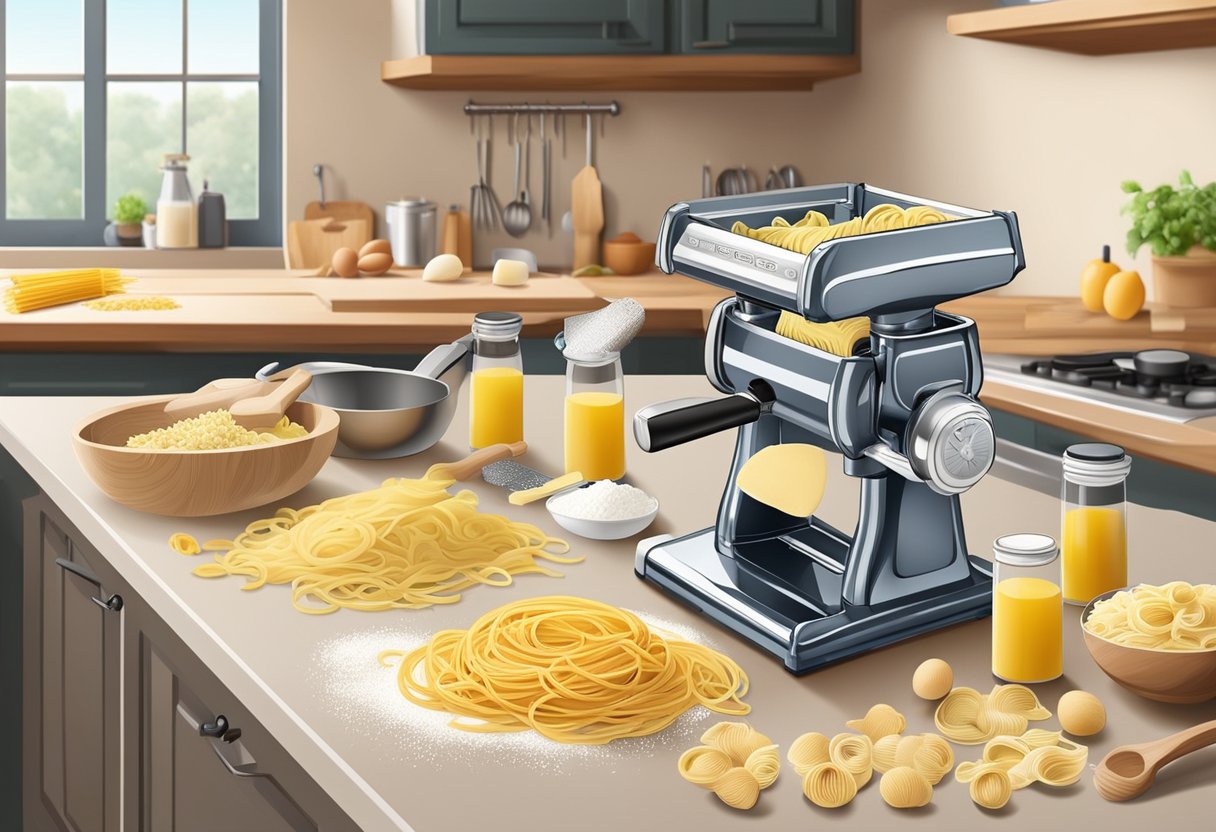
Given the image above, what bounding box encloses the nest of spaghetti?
[380,595,751,744]
[188,472,580,613]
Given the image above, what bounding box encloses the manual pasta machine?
[633,183,1024,673]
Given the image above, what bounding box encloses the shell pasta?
[1084,582,1216,650]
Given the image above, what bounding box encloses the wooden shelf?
[947,0,1216,55]
[380,54,860,91]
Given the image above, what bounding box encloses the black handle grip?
[635,381,772,453]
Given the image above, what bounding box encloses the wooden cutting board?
[571,165,604,270]
[319,273,602,314]
[285,218,371,269]
[303,200,374,229]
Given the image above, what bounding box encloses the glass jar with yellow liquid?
[469,311,524,448]
[992,533,1062,684]
[1061,443,1131,606]
[563,351,625,481]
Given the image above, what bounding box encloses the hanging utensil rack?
[463,101,621,118]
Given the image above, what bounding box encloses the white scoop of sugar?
[549,480,657,521]
[562,298,645,359]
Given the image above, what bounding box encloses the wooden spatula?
[571,113,603,270]
[1093,719,1216,801]
[228,368,313,428]
[163,378,269,422]
[425,442,529,482]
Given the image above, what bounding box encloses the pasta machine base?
[637,526,992,674]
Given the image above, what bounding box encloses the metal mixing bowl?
[257,336,470,459]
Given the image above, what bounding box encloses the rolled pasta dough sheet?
[735,443,827,518]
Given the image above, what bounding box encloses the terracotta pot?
[1151,246,1216,307]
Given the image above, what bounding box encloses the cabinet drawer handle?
[56,557,123,613]
[209,740,267,779]
[692,40,730,49]
[90,594,123,613]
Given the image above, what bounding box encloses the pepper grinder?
[197,180,227,249]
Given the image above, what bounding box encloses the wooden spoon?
[571,113,603,270]
[163,378,268,422]
[228,368,313,429]
[1093,719,1216,801]
[425,441,528,482]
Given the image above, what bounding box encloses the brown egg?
[357,251,393,276]
[358,238,392,258]
[912,658,953,701]
[331,247,359,278]
[1057,690,1105,736]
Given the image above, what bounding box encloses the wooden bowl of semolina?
[73,396,339,516]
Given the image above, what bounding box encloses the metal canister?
[385,198,437,266]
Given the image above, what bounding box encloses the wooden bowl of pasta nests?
[72,397,339,516]
[1081,586,1216,704]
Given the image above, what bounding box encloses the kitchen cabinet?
[673,0,855,54]
[21,495,358,832]
[22,495,123,832]
[422,0,667,54]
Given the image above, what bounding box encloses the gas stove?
[984,350,1216,423]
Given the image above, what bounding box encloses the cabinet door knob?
[200,714,229,738]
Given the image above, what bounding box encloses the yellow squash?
[1080,245,1121,312]
[1103,269,1145,321]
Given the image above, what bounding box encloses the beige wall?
[285,0,1216,296]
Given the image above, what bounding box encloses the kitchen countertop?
[0,269,730,352]
[1,377,1213,832]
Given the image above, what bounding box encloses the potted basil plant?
[107,193,149,247]
[1122,170,1216,307]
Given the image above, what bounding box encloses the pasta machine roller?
[634,183,1025,673]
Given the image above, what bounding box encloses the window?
[1,0,281,246]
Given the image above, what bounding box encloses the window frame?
[0,0,281,247]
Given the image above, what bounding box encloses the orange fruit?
[1080,245,1121,312]
[1103,270,1145,321]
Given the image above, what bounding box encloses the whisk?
[470,118,501,231]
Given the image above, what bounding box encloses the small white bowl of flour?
[546,480,659,541]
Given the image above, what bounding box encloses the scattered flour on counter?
[312,611,724,772]
[548,480,657,521]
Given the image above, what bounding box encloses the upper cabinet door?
[423,0,666,54]
[674,0,855,54]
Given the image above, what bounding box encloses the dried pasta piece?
[788,732,831,776]
[872,734,901,773]
[1012,743,1088,788]
[989,684,1051,721]
[200,538,233,552]
[970,767,1013,809]
[168,532,201,556]
[744,745,781,790]
[880,766,933,809]
[702,722,772,765]
[802,762,858,809]
[828,733,874,788]
[846,703,906,742]
[901,734,954,785]
[678,745,733,788]
[982,736,1031,766]
[935,687,988,744]
[977,708,1028,739]
[711,767,761,810]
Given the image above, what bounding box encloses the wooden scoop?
[228,368,313,428]
[1093,719,1216,801]
[163,378,268,422]
[425,441,528,482]
[162,368,312,429]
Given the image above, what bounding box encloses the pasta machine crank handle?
[634,380,774,453]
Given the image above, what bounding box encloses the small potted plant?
[1122,171,1216,307]
[108,193,149,247]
